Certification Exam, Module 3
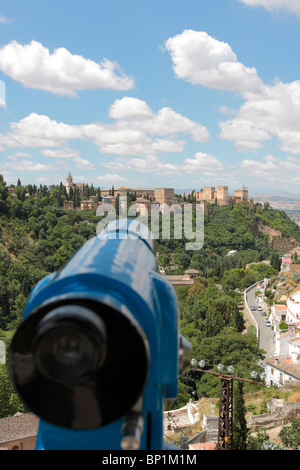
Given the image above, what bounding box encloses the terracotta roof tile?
[266,357,300,380]
[0,413,39,444]
[189,441,216,450]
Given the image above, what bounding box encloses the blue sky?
[1,0,300,195]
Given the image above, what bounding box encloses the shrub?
[279,417,300,449]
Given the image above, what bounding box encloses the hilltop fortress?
[64,173,254,211]
[195,185,253,207]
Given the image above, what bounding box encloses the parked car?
[261,311,267,316]
[257,306,262,311]
[265,319,271,327]
[251,306,256,310]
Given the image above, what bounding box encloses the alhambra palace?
[63,172,254,213]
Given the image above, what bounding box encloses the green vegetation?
[279,417,300,449]
[1,176,300,419]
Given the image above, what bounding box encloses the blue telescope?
[8,219,191,450]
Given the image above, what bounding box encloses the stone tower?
[65,171,73,196]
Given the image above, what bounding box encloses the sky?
[0,0,300,196]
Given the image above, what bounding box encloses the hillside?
[164,385,300,450]
[1,180,300,426]
[1,182,300,332]
[157,202,300,281]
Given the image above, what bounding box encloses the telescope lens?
[36,326,95,384]
[9,300,148,429]
[34,305,107,385]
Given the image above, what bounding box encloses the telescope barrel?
[8,219,191,449]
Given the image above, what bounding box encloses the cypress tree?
[233,381,249,450]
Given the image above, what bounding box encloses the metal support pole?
[191,368,264,450]
[218,377,233,450]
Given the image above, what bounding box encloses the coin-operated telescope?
[9,219,191,450]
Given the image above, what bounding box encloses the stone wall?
[248,400,300,432]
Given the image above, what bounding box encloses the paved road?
[246,286,276,360]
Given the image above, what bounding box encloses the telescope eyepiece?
[34,305,107,386]
[9,298,150,430]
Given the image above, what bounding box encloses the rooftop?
[274,305,287,311]
[266,357,300,380]
[189,441,216,451]
[0,413,38,444]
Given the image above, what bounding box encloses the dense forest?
[1,174,300,417]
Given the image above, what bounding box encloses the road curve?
[244,283,276,361]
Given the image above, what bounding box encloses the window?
[279,373,283,384]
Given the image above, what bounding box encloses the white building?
[289,335,300,363]
[280,258,293,273]
[287,290,300,322]
[271,301,300,334]
[163,402,200,433]
[265,335,300,387]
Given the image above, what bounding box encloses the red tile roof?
[275,305,287,310]
[189,441,216,450]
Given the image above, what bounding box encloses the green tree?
[8,292,27,329]
[173,253,190,270]
[231,309,245,333]
[0,174,9,213]
[247,428,270,450]
[279,417,300,449]
[73,186,81,207]
[233,381,249,450]
[0,365,24,417]
[164,380,191,411]
[271,253,281,271]
[115,193,120,216]
[194,331,264,397]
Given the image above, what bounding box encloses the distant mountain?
[251,195,300,202]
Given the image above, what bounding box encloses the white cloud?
[0,113,83,150]
[165,30,300,155]
[97,174,127,185]
[74,156,95,170]
[0,79,6,108]
[0,96,208,157]
[0,40,134,97]
[103,155,181,175]
[218,117,271,151]
[90,97,209,155]
[219,80,300,153]
[236,0,300,16]
[9,151,33,158]
[108,97,154,120]
[103,152,224,177]
[0,170,14,183]
[240,154,300,181]
[108,97,209,142]
[164,30,263,93]
[151,138,186,153]
[0,15,12,24]
[41,147,95,169]
[4,159,56,172]
[184,152,224,175]
[41,148,80,158]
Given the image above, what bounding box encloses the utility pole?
[192,368,264,450]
